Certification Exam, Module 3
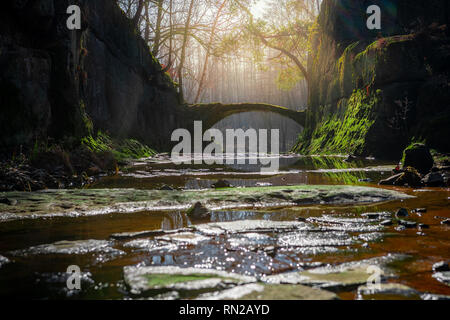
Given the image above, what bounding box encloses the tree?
[233,0,315,84]
[177,0,196,103]
[194,0,228,103]
[132,0,145,28]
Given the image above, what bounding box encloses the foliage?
[295,89,381,155]
[81,131,156,161]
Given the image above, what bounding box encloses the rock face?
[0,0,186,154]
[294,0,450,159]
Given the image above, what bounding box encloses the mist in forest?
[117,0,321,150]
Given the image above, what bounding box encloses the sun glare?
[251,0,268,18]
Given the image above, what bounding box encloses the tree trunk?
[178,0,195,103]
[132,0,145,29]
[194,0,227,103]
[152,0,164,57]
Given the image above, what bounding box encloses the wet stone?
[441,219,450,225]
[11,240,125,262]
[123,266,256,295]
[187,202,210,220]
[433,271,450,286]
[110,230,167,240]
[0,255,10,268]
[362,212,391,220]
[159,185,174,191]
[358,232,384,242]
[155,232,210,245]
[201,220,311,234]
[197,283,339,300]
[381,220,394,226]
[357,283,420,299]
[421,293,450,300]
[211,180,232,188]
[396,208,409,218]
[277,231,355,248]
[227,233,274,249]
[308,215,382,233]
[418,224,430,229]
[122,239,178,252]
[263,254,408,291]
[0,185,413,222]
[398,220,418,228]
[432,261,450,272]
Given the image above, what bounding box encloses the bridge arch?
[186,103,306,130]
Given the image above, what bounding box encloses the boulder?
[211,179,232,188]
[422,171,445,187]
[186,202,210,220]
[379,167,422,187]
[402,144,434,175]
[395,167,423,187]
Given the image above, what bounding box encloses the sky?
[251,0,269,18]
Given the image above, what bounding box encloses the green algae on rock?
[357,283,420,300]
[124,266,256,295]
[0,185,413,221]
[263,254,409,291]
[197,283,339,300]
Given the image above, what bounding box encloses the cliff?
[0,0,187,155]
[294,0,450,159]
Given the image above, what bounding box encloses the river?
[0,154,449,300]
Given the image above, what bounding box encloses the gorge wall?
[0,0,187,154]
[294,0,450,159]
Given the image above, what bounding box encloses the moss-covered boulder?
[402,143,434,174]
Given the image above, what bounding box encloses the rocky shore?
[0,145,117,192]
[379,144,450,188]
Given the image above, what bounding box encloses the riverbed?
[0,155,449,300]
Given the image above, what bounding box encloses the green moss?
[81,131,156,161]
[296,89,380,156]
[145,273,225,287]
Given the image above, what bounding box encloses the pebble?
[395,208,409,218]
[418,224,430,229]
[441,219,450,225]
[398,220,417,228]
[381,220,393,226]
[433,261,450,272]
[414,208,427,214]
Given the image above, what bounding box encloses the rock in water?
[402,143,434,175]
[433,261,450,272]
[379,173,403,186]
[211,179,232,188]
[395,167,423,187]
[422,172,445,187]
[187,202,210,219]
[0,198,16,206]
[159,185,174,191]
[395,208,409,218]
[379,167,422,187]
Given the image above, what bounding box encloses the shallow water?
[0,155,448,300]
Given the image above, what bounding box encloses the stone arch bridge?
[183,103,306,131]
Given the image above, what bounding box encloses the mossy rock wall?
[296,0,450,159]
[0,0,185,155]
